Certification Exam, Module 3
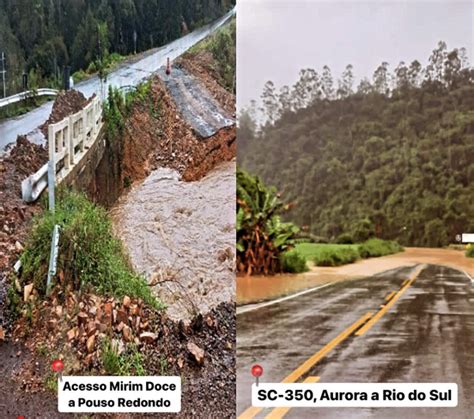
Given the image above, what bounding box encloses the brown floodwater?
[237,247,474,305]
[111,161,235,321]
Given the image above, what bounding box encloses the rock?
[187,342,205,366]
[86,335,95,353]
[77,312,88,326]
[67,327,77,341]
[123,296,131,308]
[139,332,157,344]
[122,325,132,342]
[14,241,24,252]
[23,283,34,302]
[116,308,128,325]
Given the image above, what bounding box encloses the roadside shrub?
[20,190,162,309]
[336,233,354,244]
[466,244,474,258]
[281,250,309,273]
[313,247,359,267]
[358,238,403,259]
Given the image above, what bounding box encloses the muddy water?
[111,161,235,322]
[238,247,474,305]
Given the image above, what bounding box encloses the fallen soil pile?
[5,283,235,418]
[40,89,92,137]
[0,137,47,332]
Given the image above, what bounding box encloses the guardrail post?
[69,115,75,166]
[48,124,56,212]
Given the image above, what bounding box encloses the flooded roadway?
[111,161,235,322]
[237,264,474,418]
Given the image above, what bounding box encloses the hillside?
[0,0,234,94]
[239,42,474,247]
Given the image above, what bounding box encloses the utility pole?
[1,52,6,98]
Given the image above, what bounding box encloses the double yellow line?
[238,265,425,419]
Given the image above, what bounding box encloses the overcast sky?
[237,0,473,109]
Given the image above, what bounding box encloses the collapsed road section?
[0,17,236,418]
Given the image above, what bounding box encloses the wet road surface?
[237,264,474,418]
[158,67,234,138]
[0,8,235,153]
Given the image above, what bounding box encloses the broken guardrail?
[21,95,103,202]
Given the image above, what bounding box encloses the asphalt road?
[237,264,474,418]
[0,8,235,153]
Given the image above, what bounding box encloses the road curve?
[0,8,235,153]
[237,264,474,418]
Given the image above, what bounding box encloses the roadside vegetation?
[0,0,234,95]
[466,244,474,258]
[297,239,403,267]
[17,190,161,309]
[187,18,236,93]
[239,41,474,247]
[237,168,307,275]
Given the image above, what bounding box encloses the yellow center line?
[265,376,320,419]
[355,265,425,337]
[237,311,373,419]
[384,290,396,302]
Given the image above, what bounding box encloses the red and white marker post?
[51,358,64,382]
[251,364,263,386]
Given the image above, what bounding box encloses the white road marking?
[237,283,334,315]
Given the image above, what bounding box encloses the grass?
[296,238,403,267]
[19,189,163,309]
[101,338,146,375]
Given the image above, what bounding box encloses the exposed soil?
[2,284,235,418]
[114,75,235,191]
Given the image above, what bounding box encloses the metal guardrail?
[21,95,103,202]
[0,88,59,108]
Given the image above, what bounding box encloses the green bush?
[280,250,309,273]
[313,247,360,267]
[357,238,403,259]
[336,233,354,244]
[20,190,162,309]
[466,245,474,258]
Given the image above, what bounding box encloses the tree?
[373,61,390,94]
[261,80,280,125]
[337,64,354,98]
[321,65,334,99]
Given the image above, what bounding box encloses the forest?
[0,0,234,94]
[239,42,474,247]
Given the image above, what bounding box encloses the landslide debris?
[8,283,235,418]
[39,89,92,138]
